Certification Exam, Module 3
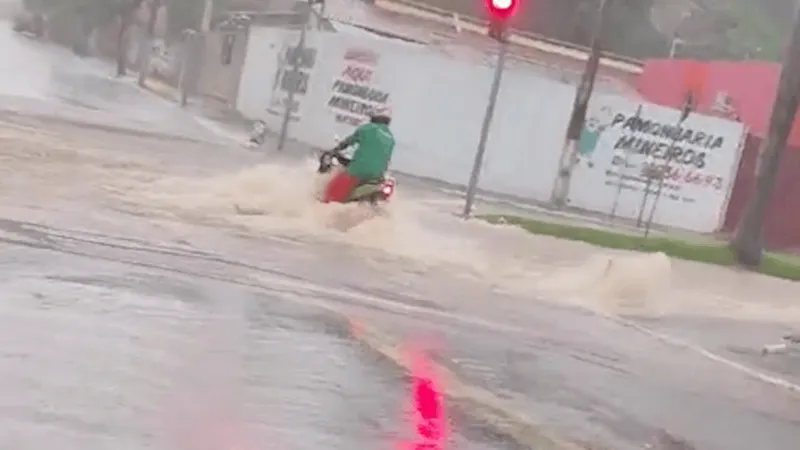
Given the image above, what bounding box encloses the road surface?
[2,19,800,450]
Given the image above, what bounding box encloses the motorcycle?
[316,149,395,206]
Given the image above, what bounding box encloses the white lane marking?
[252,272,800,394]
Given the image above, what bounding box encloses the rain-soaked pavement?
[0,218,520,450]
[3,17,800,450]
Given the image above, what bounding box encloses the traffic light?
[486,0,517,19]
[485,0,517,42]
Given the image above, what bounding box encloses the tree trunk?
[137,0,161,86]
[731,5,800,266]
[116,16,129,76]
[115,0,144,77]
[551,0,614,206]
[146,0,160,35]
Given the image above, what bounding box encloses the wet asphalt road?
[340,294,800,450]
[0,215,522,450]
[3,18,800,450]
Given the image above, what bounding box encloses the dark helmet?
[369,105,392,125]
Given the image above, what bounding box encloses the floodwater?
[2,17,800,450]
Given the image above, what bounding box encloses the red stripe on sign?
[344,48,379,64]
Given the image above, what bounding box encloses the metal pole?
[643,124,682,238]
[609,150,629,220]
[462,40,509,218]
[609,104,641,220]
[277,4,311,151]
[177,0,212,106]
[636,174,653,227]
[136,32,151,87]
[669,37,682,58]
[319,0,326,28]
[201,0,214,32]
[177,29,194,107]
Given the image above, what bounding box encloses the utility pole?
[732,4,800,267]
[550,0,614,207]
[201,0,214,32]
[177,0,213,106]
[276,1,312,151]
[116,0,144,77]
[463,39,509,218]
[177,28,196,107]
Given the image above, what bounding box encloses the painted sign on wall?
[266,39,318,122]
[569,95,745,231]
[327,48,390,127]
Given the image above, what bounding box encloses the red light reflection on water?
[397,339,448,450]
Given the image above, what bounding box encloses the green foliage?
[723,0,785,60]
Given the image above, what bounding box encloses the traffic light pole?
[463,38,509,218]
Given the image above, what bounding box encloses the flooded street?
[0,223,513,450]
[2,17,800,450]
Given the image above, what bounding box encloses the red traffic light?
[486,0,517,19]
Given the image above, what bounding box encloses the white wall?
[236,26,285,120]
[236,24,746,233]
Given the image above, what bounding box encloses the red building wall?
[637,59,800,251]
[722,135,800,251]
[636,59,787,141]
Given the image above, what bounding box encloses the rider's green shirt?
[344,122,395,180]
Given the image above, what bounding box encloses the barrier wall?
[236,25,747,233]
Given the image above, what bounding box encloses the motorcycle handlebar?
[321,151,350,165]
[317,151,351,173]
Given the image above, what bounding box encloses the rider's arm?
[333,126,364,152]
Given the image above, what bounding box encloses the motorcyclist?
[322,105,395,203]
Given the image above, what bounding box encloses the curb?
[346,318,588,450]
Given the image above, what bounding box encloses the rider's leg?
[323,170,359,203]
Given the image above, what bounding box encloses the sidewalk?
[137,78,251,140]
[138,77,331,158]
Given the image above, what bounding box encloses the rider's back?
[346,122,395,180]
